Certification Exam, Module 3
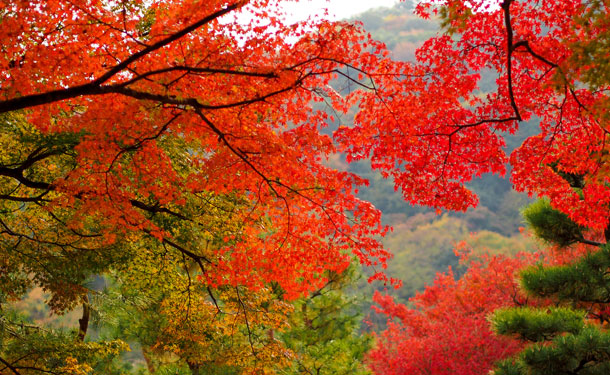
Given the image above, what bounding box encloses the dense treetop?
[368,1,610,374]
[3,0,610,373]
[0,0,398,303]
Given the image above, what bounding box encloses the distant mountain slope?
[343,1,538,305]
[349,1,437,61]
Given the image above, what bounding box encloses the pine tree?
[491,199,610,375]
[279,266,372,375]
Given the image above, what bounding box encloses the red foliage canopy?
[336,0,610,229]
[0,0,398,298]
[364,0,610,373]
[368,248,537,375]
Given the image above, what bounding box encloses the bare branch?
[123,66,279,87]
[0,2,243,114]
[502,0,522,121]
[77,295,90,341]
[0,356,22,375]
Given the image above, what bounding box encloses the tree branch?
[0,2,243,114]
[77,295,90,341]
[513,40,558,68]
[91,2,244,86]
[123,66,279,87]
[0,356,22,375]
[502,0,522,121]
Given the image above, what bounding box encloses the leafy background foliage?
[6,0,602,374]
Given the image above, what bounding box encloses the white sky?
[224,0,402,42]
[277,0,401,22]
[275,0,499,22]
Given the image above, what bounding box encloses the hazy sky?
[274,0,499,22]
[278,0,401,22]
[225,0,403,39]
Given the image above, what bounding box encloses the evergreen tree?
[491,199,610,375]
[489,2,610,370]
[279,266,372,375]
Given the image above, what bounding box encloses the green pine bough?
[491,199,610,375]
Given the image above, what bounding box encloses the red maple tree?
[3,0,609,371]
[368,247,538,375]
[0,0,399,301]
[336,0,610,228]
[362,1,610,374]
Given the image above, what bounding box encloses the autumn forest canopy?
[1,0,610,374]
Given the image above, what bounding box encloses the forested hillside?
[3,0,608,374]
[5,0,537,347]
[359,0,610,374]
[344,1,537,305]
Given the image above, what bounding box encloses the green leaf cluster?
[491,199,610,374]
[520,246,610,304]
[279,266,372,375]
[522,199,585,248]
[493,307,585,342]
[495,326,610,375]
